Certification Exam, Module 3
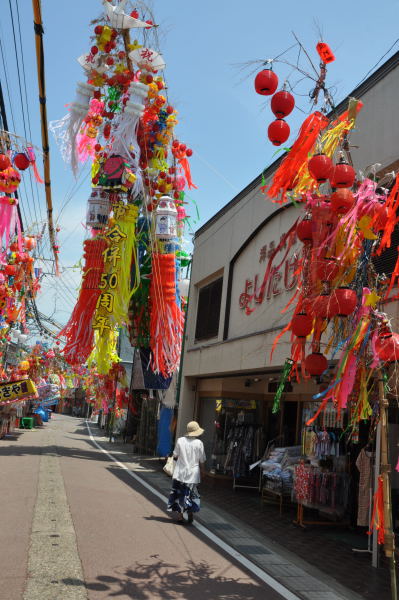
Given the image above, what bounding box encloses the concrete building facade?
[177,52,399,471]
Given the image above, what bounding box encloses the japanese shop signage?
[0,378,37,403]
[238,229,300,312]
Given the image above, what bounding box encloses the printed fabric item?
[167,479,201,514]
[294,462,311,502]
[356,448,373,526]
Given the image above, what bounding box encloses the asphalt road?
[0,414,288,600]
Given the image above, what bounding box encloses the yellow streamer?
[293,117,356,196]
[111,203,140,326]
[88,329,120,375]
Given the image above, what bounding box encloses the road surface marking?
[24,430,87,600]
[86,420,300,600]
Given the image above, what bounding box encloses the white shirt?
[173,436,206,484]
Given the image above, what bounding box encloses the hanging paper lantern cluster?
[0,146,43,195]
[308,155,356,190]
[254,66,295,146]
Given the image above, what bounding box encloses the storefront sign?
[216,398,257,411]
[239,230,300,312]
[0,378,37,403]
[228,204,301,341]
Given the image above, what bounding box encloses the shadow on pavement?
[62,558,270,599]
[143,515,177,524]
[0,442,111,461]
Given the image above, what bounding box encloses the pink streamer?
[336,353,357,410]
[0,196,17,249]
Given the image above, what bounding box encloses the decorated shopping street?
[1,1,399,599]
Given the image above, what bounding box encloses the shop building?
[176,53,399,526]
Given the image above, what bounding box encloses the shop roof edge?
[194,49,399,240]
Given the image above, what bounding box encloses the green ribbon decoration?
[272,358,294,414]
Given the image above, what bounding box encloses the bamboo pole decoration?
[377,370,397,600]
[122,29,133,72]
[31,0,59,275]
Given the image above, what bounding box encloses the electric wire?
[15,0,45,228]
[0,37,16,133]
[355,39,399,89]
[6,0,39,229]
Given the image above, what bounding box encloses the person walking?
[167,421,206,524]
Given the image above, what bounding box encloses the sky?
[1,0,399,328]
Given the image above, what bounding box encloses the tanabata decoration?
[53,1,197,384]
[60,237,108,365]
[149,253,184,377]
[248,43,399,575]
[249,39,399,443]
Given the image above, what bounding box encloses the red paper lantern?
[5,264,18,276]
[0,167,21,193]
[268,119,290,146]
[330,161,356,189]
[291,313,313,338]
[375,332,399,362]
[13,153,30,171]
[308,154,333,183]
[24,237,37,251]
[296,218,313,243]
[271,91,295,118]
[14,252,26,264]
[305,352,328,376]
[254,69,278,95]
[0,154,11,171]
[316,258,339,282]
[330,188,354,214]
[333,287,357,317]
[312,293,337,319]
[7,307,19,323]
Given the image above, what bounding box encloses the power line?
[15,0,45,227]
[31,0,59,272]
[355,39,399,89]
[0,37,16,132]
[8,0,43,233]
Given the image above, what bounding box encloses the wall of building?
[177,57,399,436]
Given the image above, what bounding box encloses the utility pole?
[377,369,397,600]
[31,0,58,273]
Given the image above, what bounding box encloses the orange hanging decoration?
[376,174,399,256]
[266,111,329,203]
[149,253,184,377]
[368,475,385,545]
[60,237,108,365]
[316,42,335,64]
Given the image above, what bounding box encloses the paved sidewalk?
[23,429,87,600]
[87,420,377,600]
[2,416,291,600]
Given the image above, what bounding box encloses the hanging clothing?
[356,448,373,526]
[224,425,261,478]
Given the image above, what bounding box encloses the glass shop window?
[195,277,223,341]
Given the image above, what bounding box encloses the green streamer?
[272,358,294,414]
